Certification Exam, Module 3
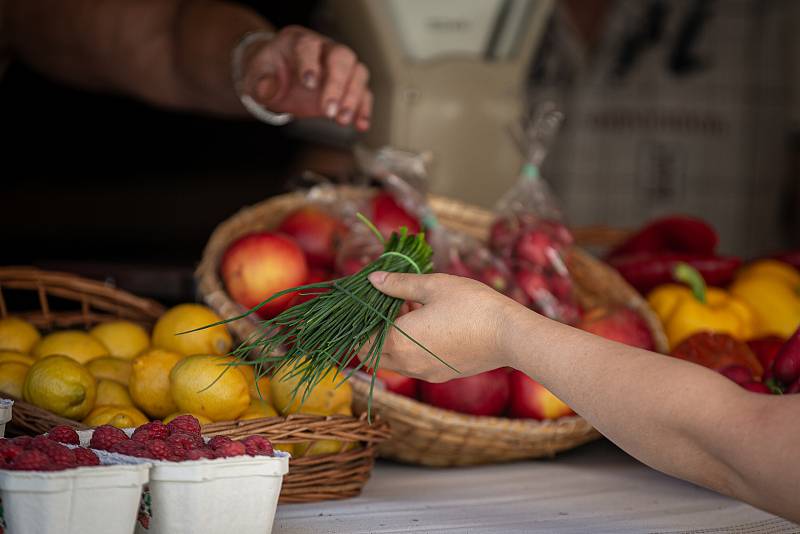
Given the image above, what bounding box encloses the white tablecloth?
[275,440,798,533]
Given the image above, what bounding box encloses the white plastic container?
[0,399,13,437]
[0,463,150,534]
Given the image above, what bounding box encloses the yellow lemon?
[89,321,150,359]
[271,361,352,416]
[274,443,294,456]
[0,317,41,353]
[95,379,133,406]
[86,357,133,385]
[0,351,36,367]
[169,355,250,422]
[33,331,109,364]
[238,398,278,420]
[294,440,343,457]
[163,412,213,426]
[129,348,183,418]
[23,355,96,420]
[83,405,149,428]
[0,362,30,398]
[151,304,231,356]
[237,364,271,399]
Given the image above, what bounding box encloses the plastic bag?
[489,104,581,324]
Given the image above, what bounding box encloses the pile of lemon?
[0,305,354,457]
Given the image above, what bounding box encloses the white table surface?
[274,440,798,533]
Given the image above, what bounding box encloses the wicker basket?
[0,267,390,501]
[195,188,669,467]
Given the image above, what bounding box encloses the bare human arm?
[1,0,371,129]
[367,271,800,523]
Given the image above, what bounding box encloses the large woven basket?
[195,188,669,467]
[0,267,390,502]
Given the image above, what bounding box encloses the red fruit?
[207,435,234,450]
[73,447,101,466]
[132,421,170,442]
[8,449,49,471]
[338,257,369,277]
[90,425,129,451]
[508,371,574,420]
[376,369,418,399]
[277,206,347,269]
[671,332,764,379]
[741,381,771,394]
[746,336,786,372]
[419,369,510,417]
[719,365,754,385]
[0,442,23,463]
[290,268,332,306]
[787,377,800,394]
[185,448,216,461]
[371,192,420,238]
[143,440,171,460]
[166,415,203,436]
[241,435,273,456]
[578,307,655,351]
[212,440,247,458]
[166,448,187,462]
[10,436,32,448]
[47,425,80,445]
[515,230,554,267]
[221,232,309,319]
[110,440,147,457]
[167,432,204,451]
[32,438,76,468]
[772,327,800,386]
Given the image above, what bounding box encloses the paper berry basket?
[196,187,668,467]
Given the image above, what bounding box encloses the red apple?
[277,206,346,269]
[577,307,655,351]
[508,371,573,420]
[371,192,420,238]
[221,232,308,318]
[746,336,786,372]
[419,369,510,416]
[376,369,418,399]
[290,268,332,306]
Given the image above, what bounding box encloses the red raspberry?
[185,448,215,461]
[110,440,147,457]
[8,449,49,471]
[90,425,129,451]
[142,440,170,460]
[165,447,187,462]
[31,439,77,468]
[166,432,204,451]
[241,435,273,456]
[0,442,23,463]
[166,415,202,436]
[73,447,101,466]
[10,436,32,448]
[131,421,170,442]
[207,435,233,450]
[212,440,246,458]
[47,425,80,445]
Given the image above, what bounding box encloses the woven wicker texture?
[195,188,669,467]
[0,266,388,501]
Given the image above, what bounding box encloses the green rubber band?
[379,251,422,274]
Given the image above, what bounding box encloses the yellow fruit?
[163,412,213,426]
[294,440,343,457]
[86,357,133,385]
[33,331,109,364]
[0,362,30,398]
[96,379,133,406]
[151,304,231,356]
[237,364,271,399]
[274,443,294,456]
[83,405,148,428]
[271,361,352,416]
[169,355,250,422]
[238,398,278,420]
[0,317,41,353]
[89,321,150,359]
[23,355,96,420]
[0,351,35,366]
[129,348,183,418]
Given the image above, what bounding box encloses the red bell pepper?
[608,252,741,295]
[607,215,718,261]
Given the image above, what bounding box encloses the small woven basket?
[195,188,669,467]
[0,267,390,501]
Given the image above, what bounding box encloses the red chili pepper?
[770,250,800,271]
[608,252,741,295]
[607,215,718,260]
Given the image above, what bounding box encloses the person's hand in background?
[241,26,372,131]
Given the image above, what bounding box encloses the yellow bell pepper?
[648,263,756,349]
[729,260,800,339]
